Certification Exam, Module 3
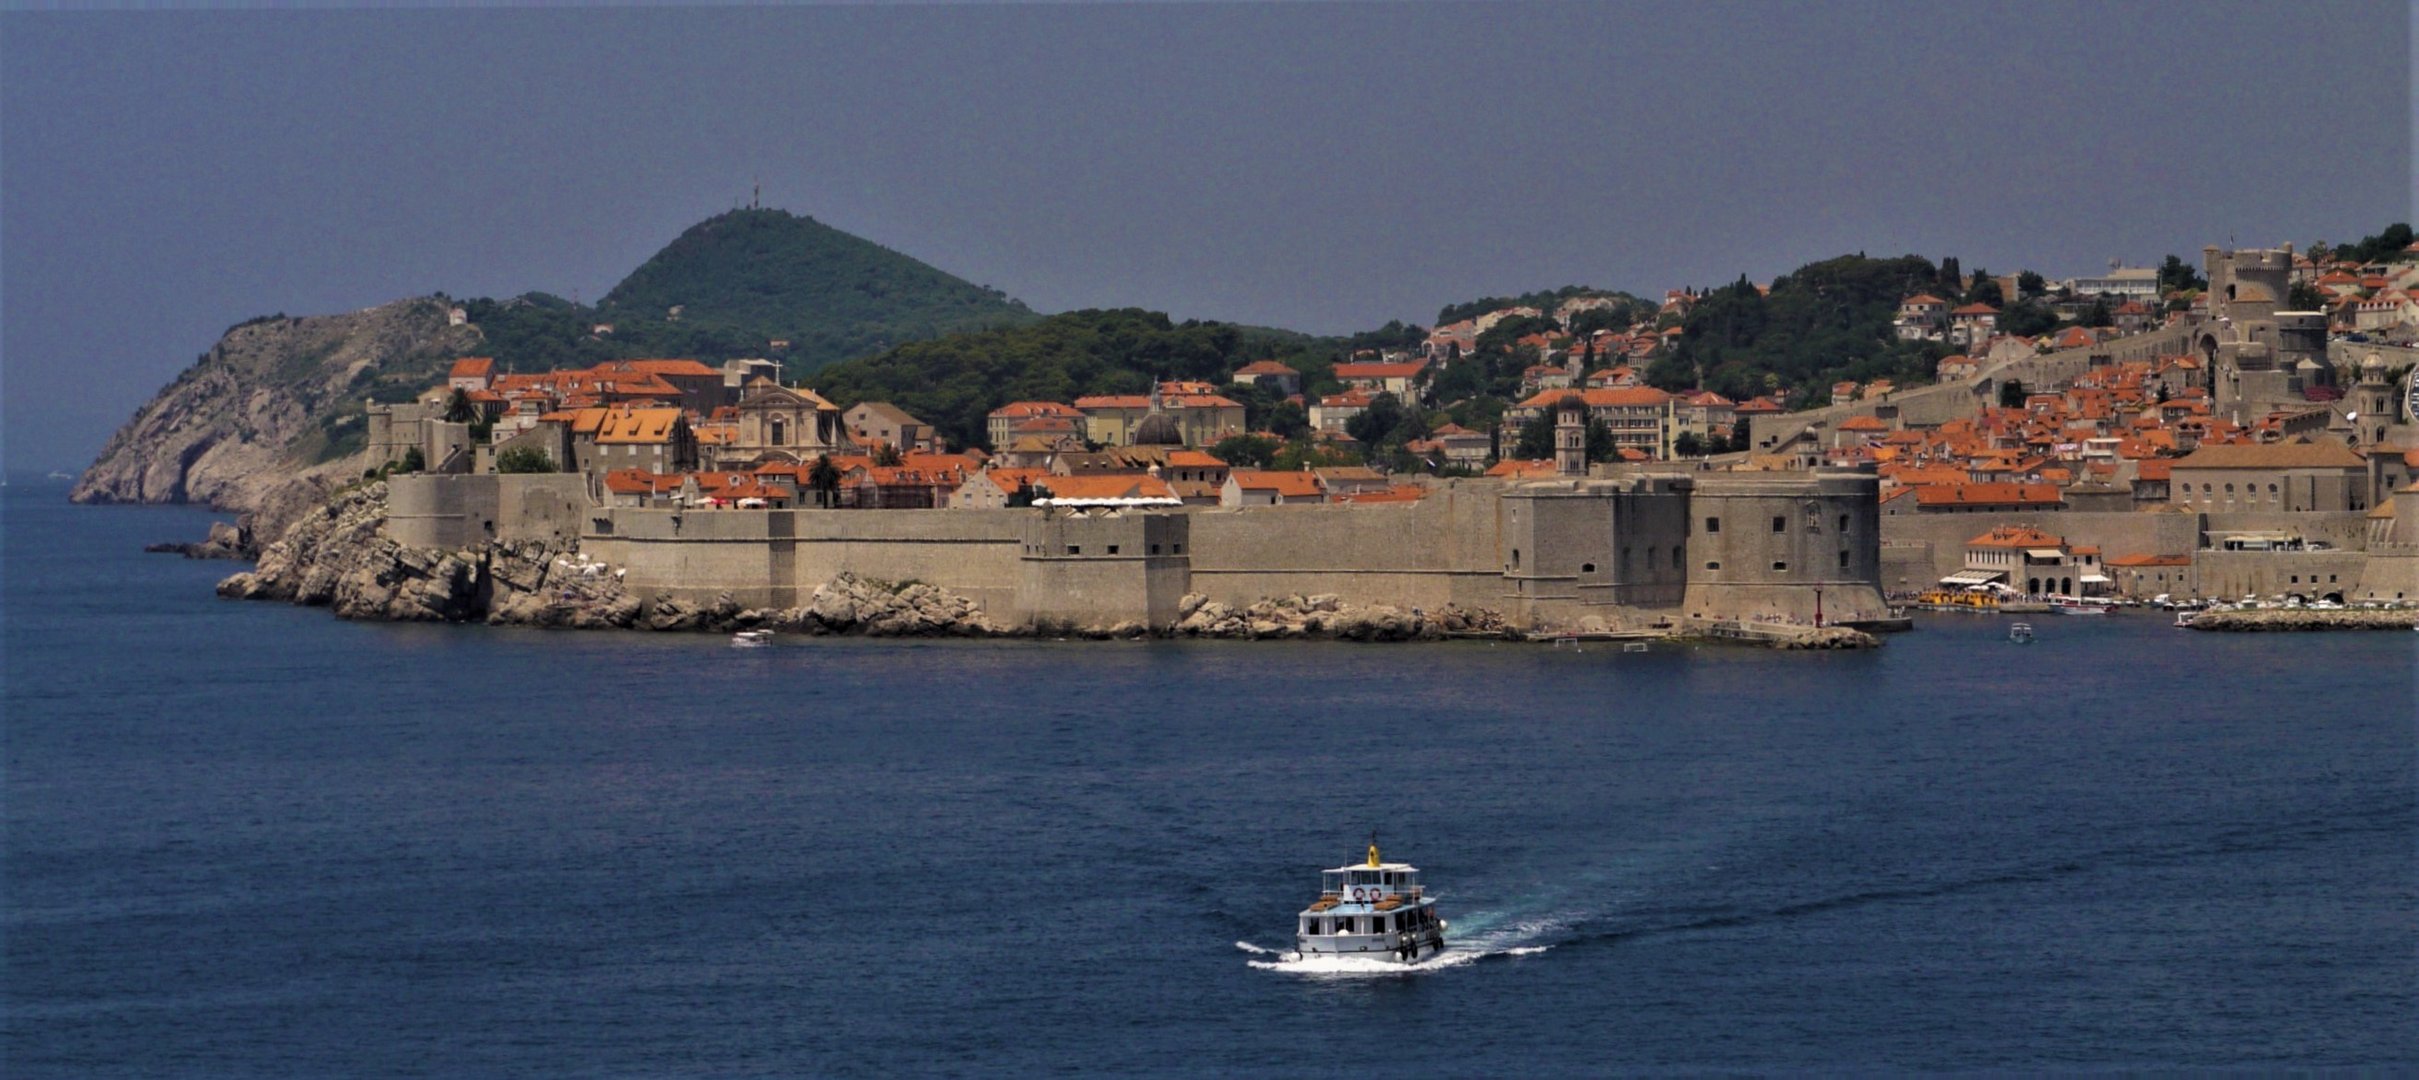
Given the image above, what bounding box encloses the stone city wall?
[2193,550,2372,601]
[582,505,1030,612]
[1184,483,1512,615]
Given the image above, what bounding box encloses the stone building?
[725,380,844,467]
[2168,441,2368,513]
[843,402,939,455]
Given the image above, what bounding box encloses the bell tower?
[1555,394,1587,477]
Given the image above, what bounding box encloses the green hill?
[588,208,1037,374]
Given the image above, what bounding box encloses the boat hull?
[1295,927,1447,963]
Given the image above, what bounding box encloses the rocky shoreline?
[210,481,1872,648]
[2185,608,2419,632]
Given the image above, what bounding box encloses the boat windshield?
[1321,871,1345,894]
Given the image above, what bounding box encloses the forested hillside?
[445,209,1039,379]
[812,309,1330,449]
[1648,254,1950,405]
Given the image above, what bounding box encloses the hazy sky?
[3,2,2410,473]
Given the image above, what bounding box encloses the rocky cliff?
[73,297,482,529]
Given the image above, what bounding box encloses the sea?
[4,477,2415,1075]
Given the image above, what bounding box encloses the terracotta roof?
[1228,469,1325,497]
[989,401,1081,419]
[1968,524,2067,549]
[1041,474,1177,501]
[593,407,684,444]
[2104,553,2191,567]
[1074,395,1153,410]
[449,357,495,379]
[1332,361,1428,380]
[1484,459,1558,478]
[1516,387,1672,409]
[1233,360,1299,376]
[1917,483,2062,507]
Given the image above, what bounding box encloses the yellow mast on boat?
[1367,832,1382,868]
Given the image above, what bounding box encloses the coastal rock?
[1775,627,1883,650]
[2187,608,2419,632]
[74,298,481,515]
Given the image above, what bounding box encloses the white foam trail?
[1232,940,1283,956]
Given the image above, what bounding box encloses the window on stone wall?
[1838,514,1850,533]
[1772,516,1786,533]
[1106,545,1120,556]
[1772,561,1787,572]
[1582,563,1597,574]
[1068,545,1081,556]
[1839,550,1850,569]
[1705,517,1720,533]
[1705,561,1721,571]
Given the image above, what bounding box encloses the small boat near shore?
[2009,622,2035,644]
[731,629,774,648]
[1295,836,1446,964]
[2047,597,2111,616]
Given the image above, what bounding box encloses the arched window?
[769,417,787,446]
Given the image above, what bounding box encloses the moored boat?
[1295,837,1446,963]
[731,629,774,648]
[2009,622,2034,644]
[2046,596,2111,616]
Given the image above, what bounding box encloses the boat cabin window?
[1322,871,1345,894]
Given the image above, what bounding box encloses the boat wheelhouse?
[1295,838,1446,963]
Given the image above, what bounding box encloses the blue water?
[5,480,2415,1074]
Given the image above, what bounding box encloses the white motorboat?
[1294,837,1446,964]
[731,629,774,648]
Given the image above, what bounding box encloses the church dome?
[1132,412,1184,446]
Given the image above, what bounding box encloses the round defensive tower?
[2205,245,2293,322]
[1678,467,1891,626]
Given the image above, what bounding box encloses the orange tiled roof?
[1229,469,1325,497]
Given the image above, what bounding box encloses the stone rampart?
[387,473,588,550]
[2193,549,2371,601]
[583,507,1029,612]
[1183,483,1511,614]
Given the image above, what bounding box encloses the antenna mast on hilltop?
[753,176,762,210]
